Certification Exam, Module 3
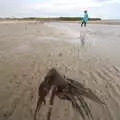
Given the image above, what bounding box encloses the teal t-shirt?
[83,13,88,22]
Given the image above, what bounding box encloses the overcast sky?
[0,0,120,19]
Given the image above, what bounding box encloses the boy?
[81,10,88,27]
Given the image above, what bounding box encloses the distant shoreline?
[0,17,101,21]
[0,18,120,25]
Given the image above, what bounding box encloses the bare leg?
[81,21,84,27]
[84,22,86,27]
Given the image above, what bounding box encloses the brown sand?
[0,21,120,120]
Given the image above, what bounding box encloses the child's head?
[84,10,87,13]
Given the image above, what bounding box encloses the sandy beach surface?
[0,21,120,120]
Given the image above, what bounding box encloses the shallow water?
[49,22,120,120]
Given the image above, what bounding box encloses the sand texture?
[0,21,120,120]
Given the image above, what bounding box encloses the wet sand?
[0,21,120,120]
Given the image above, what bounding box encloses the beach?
[0,21,120,120]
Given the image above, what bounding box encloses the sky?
[0,0,120,19]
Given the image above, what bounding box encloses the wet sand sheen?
[0,21,120,120]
